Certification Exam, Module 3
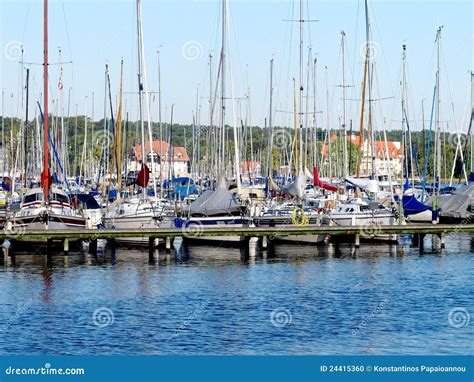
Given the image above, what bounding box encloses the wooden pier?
[1,223,474,253]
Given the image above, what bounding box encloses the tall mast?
[136,0,147,199]
[157,50,163,197]
[208,52,214,181]
[401,44,406,186]
[116,59,124,196]
[325,66,330,178]
[1,90,4,174]
[399,44,407,222]
[356,0,370,178]
[73,104,78,177]
[435,26,442,197]
[471,72,474,173]
[365,0,375,178]
[298,0,303,173]
[313,57,318,169]
[206,52,217,179]
[24,68,30,188]
[42,0,50,200]
[341,31,348,177]
[220,0,226,180]
[267,58,274,177]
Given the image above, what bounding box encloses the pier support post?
[63,239,69,256]
[261,236,268,249]
[419,233,425,251]
[89,239,98,256]
[148,237,155,261]
[2,240,11,259]
[355,233,360,248]
[165,237,172,250]
[438,233,445,249]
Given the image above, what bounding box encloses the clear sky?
[1,0,473,133]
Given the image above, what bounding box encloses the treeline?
[0,116,471,178]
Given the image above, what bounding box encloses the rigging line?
[367,0,395,102]
[60,0,75,123]
[275,0,295,126]
[21,1,30,46]
[385,60,403,133]
[405,59,420,132]
[129,0,136,122]
[226,1,245,97]
[305,0,312,48]
[421,40,437,104]
[351,0,361,101]
[440,39,459,132]
[258,60,271,127]
[278,0,295,129]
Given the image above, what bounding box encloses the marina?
[2,223,474,253]
[0,233,472,356]
[0,0,472,378]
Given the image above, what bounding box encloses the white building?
[128,141,189,179]
[323,135,403,177]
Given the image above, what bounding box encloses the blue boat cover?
[402,194,432,216]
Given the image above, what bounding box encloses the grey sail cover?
[189,178,242,216]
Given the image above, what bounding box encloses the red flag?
[136,164,150,187]
[41,168,51,194]
[313,167,338,193]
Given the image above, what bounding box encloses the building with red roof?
[129,140,190,178]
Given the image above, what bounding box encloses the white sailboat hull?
[325,212,398,242]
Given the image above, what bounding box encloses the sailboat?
[324,0,398,241]
[104,0,167,246]
[395,43,433,223]
[173,0,251,245]
[11,0,87,240]
[253,1,326,245]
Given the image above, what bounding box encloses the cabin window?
[23,193,42,204]
[52,193,70,204]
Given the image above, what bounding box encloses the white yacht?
[323,198,398,241]
[11,187,87,242]
[105,197,169,246]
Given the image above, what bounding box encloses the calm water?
[0,234,472,355]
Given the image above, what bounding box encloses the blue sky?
[1,0,473,132]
